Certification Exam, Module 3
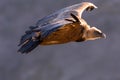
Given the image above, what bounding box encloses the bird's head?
[84,27,106,40]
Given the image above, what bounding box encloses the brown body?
[41,22,84,45]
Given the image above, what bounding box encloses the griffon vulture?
[18,2,106,53]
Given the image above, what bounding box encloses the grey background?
[0,0,120,80]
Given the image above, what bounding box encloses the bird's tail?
[18,29,41,54]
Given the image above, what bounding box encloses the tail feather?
[18,39,40,53]
[18,30,41,54]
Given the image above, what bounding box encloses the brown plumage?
[18,2,106,53]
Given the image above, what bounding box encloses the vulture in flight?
[18,2,106,53]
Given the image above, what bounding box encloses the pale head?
[84,27,106,40]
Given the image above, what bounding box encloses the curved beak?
[101,33,106,38]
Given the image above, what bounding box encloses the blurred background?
[0,0,120,80]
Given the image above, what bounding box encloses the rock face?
[0,0,120,80]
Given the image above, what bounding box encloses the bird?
[18,2,106,54]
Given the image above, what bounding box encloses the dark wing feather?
[70,13,80,22]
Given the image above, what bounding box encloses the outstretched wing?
[36,2,97,27]
[33,2,97,39]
